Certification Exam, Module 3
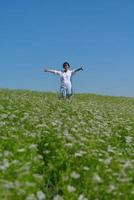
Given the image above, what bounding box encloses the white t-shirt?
[53,69,76,89]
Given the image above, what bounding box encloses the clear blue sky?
[0,0,134,97]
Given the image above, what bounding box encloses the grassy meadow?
[0,89,134,200]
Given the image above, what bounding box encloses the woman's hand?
[81,65,84,70]
[44,69,48,72]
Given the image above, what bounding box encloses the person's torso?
[60,70,72,86]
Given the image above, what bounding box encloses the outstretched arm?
[72,66,84,75]
[44,69,61,75]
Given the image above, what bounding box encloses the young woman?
[44,62,83,99]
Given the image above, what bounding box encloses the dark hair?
[63,62,70,68]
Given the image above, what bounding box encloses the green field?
[0,89,134,200]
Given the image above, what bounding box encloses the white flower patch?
[36,155,44,160]
[8,114,17,120]
[14,180,21,188]
[123,160,133,169]
[28,132,38,138]
[36,124,48,128]
[107,145,115,153]
[17,148,26,153]
[33,174,43,181]
[25,182,36,187]
[0,121,6,127]
[65,143,73,148]
[0,159,10,171]
[107,183,116,193]
[92,173,102,183]
[3,150,13,157]
[103,157,112,165]
[11,159,20,165]
[53,194,64,200]
[51,121,58,126]
[19,163,30,174]
[125,126,132,131]
[17,188,26,195]
[67,185,76,193]
[80,136,88,142]
[63,129,69,135]
[36,191,46,200]
[70,171,80,179]
[71,127,77,133]
[24,112,30,118]
[83,166,90,171]
[78,194,88,200]
[26,194,36,200]
[29,144,37,150]
[0,114,8,119]
[1,89,134,199]
[2,180,14,189]
[74,150,87,157]
[43,150,51,155]
[125,136,132,144]
[66,135,75,142]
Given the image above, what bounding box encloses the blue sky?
[0,0,134,97]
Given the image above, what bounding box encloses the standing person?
[44,62,83,99]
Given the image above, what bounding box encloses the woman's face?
[63,64,69,71]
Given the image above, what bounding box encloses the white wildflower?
[53,194,64,200]
[3,181,14,189]
[80,137,88,142]
[0,159,10,171]
[37,191,46,200]
[65,143,73,148]
[24,112,29,118]
[75,150,86,157]
[123,160,132,169]
[103,157,112,165]
[0,121,6,127]
[1,114,8,119]
[25,182,36,187]
[66,135,75,141]
[125,136,132,143]
[3,150,12,157]
[17,188,26,195]
[108,184,116,193]
[107,145,115,153]
[14,181,21,188]
[11,159,20,165]
[93,173,102,183]
[33,174,43,181]
[63,129,69,136]
[29,144,37,150]
[67,185,76,193]
[37,155,43,160]
[17,148,26,153]
[78,194,88,200]
[70,171,80,179]
[43,150,51,154]
[26,194,36,200]
[71,127,77,132]
[126,126,132,131]
[83,166,90,171]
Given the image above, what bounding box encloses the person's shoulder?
[69,68,73,72]
[69,68,75,73]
